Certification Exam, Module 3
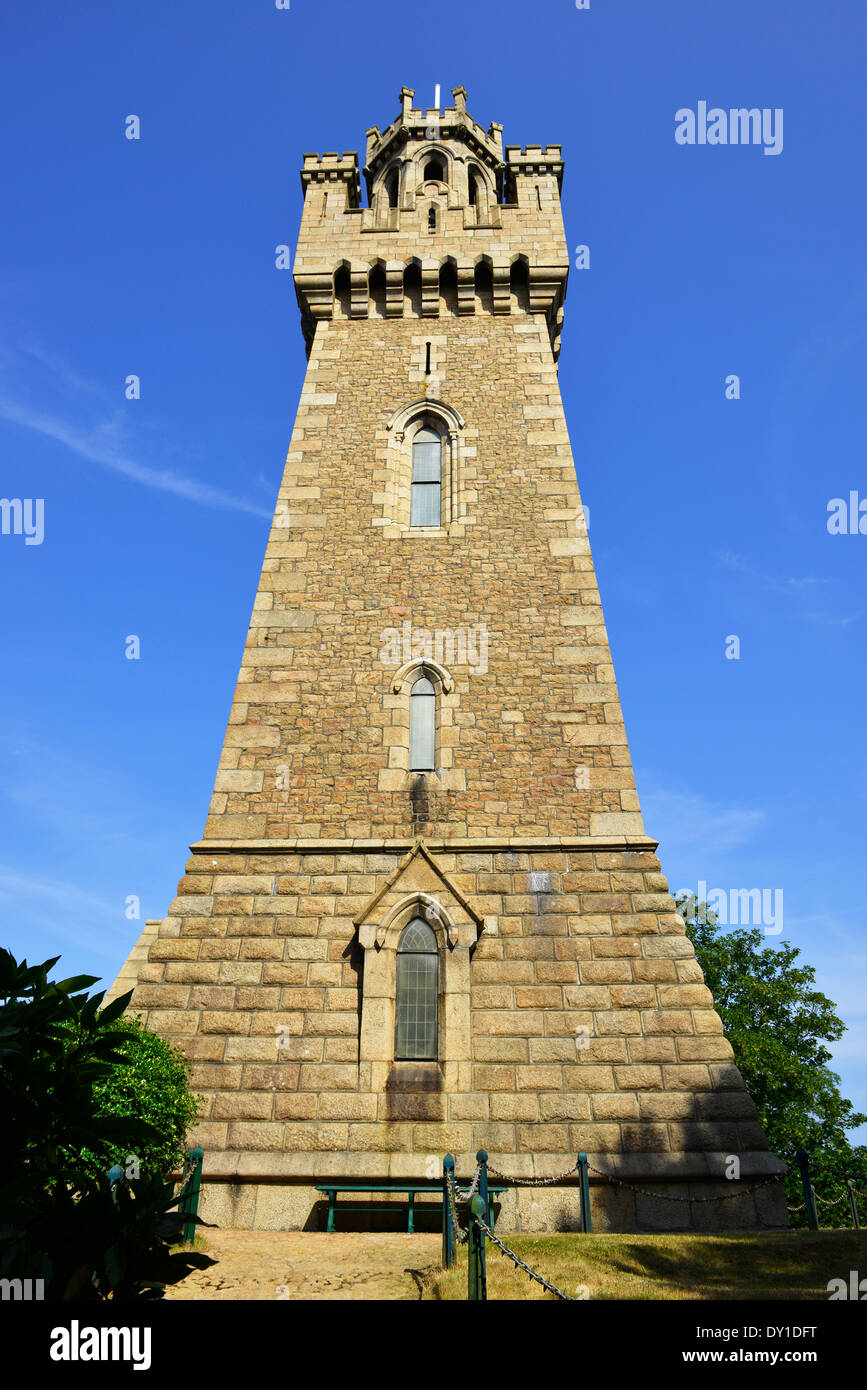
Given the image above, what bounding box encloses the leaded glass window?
[395,917,438,1060]
[409,675,435,770]
[410,425,441,526]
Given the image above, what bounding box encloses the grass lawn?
[422,1230,867,1300]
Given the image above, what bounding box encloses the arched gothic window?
[394,917,438,1060]
[423,157,445,183]
[410,426,442,527]
[409,675,436,770]
[468,166,479,206]
[384,167,399,208]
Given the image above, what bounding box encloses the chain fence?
[445,1168,472,1246]
[443,1147,867,1299]
[586,1161,788,1205]
[487,1161,580,1187]
[472,1208,578,1301]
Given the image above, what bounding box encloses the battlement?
[505,144,564,189]
[300,152,361,207]
[293,87,570,360]
[364,86,504,176]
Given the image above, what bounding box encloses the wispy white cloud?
[0,395,271,517]
[0,868,127,961]
[0,329,272,516]
[640,781,766,857]
[718,550,859,627]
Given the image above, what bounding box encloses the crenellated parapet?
[292,87,570,360]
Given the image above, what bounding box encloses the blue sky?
[1,1,865,1140]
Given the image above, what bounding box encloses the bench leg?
[326,1191,336,1233]
[408,1190,415,1234]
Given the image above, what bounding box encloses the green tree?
[76,1014,203,1185]
[0,948,214,1297]
[676,893,867,1227]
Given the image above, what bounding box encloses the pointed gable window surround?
[354,842,489,1069]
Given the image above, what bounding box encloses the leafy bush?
[76,1013,203,1186]
[0,947,215,1297]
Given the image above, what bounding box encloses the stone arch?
[383,163,400,207]
[378,893,456,951]
[467,162,492,222]
[380,397,466,535]
[416,146,450,188]
[386,396,465,438]
[377,644,464,795]
[391,657,455,695]
[355,851,479,1067]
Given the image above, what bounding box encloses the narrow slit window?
[409,675,436,770]
[410,426,441,527]
[395,917,438,1060]
[425,342,431,375]
[428,206,436,231]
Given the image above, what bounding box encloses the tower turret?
[293,87,568,359]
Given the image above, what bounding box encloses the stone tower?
[110,87,786,1232]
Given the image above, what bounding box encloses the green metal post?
[846,1179,861,1230]
[796,1150,818,1231]
[468,1194,488,1301]
[107,1164,124,1208]
[442,1154,456,1268]
[578,1151,592,1233]
[182,1144,204,1243]
[477,1148,489,1230]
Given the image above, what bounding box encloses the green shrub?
[0,947,215,1298]
[76,1013,203,1185]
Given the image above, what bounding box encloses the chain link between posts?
[814,1190,848,1207]
[455,1166,482,1202]
[486,1161,581,1187]
[446,1168,473,1246]
[586,1162,788,1204]
[453,1154,866,1299]
[470,1208,578,1302]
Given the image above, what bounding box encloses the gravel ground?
[165,1231,441,1301]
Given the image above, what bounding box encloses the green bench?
[315,1182,508,1234]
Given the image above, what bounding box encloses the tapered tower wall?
[108,88,787,1233]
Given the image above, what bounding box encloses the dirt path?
[165,1231,441,1301]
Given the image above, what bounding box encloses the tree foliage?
[676,894,867,1227]
[76,1014,203,1186]
[0,948,214,1297]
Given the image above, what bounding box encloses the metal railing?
[180,1145,204,1243]
[442,1145,867,1298]
[442,1149,586,1301]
